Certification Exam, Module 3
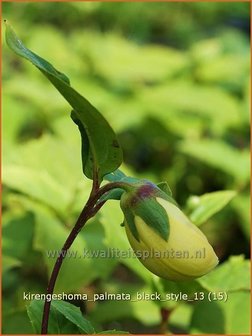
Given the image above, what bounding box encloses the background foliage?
[2,2,250,334]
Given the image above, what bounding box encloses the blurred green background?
[2,2,250,334]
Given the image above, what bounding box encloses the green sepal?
[104,169,127,182]
[135,197,170,241]
[105,170,149,186]
[156,188,178,207]
[157,182,172,197]
[123,207,140,241]
[119,180,177,242]
[99,188,125,202]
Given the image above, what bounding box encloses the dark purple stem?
[41,180,128,334]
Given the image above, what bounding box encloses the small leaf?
[5,22,123,183]
[187,190,236,226]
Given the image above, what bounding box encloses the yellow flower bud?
[121,186,218,281]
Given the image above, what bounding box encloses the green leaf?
[169,303,193,333]
[3,310,34,334]
[190,291,250,334]
[222,291,251,334]
[2,134,89,218]
[187,190,236,226]
[32,205,98,293]
[77,31,188,86]
[2,255,21,273]
[5,21,123,183]
[3,165,70,216]
[26,300,80,334]
[160,278,206,302]
[4,194,117,292]
[27,300,95,334]
[52,300,95,334]
[232,193,250,239]
[98,330,129,334]
[190,300,225,334]
[198,255,250,292]
[89,295,160,326]
[139,80,241,138]
[179,139,250,184]
[187,257,251,333]
[2,212,35,263]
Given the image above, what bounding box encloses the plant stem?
[41,180,124,334]
[41,202,94,333]
[160,307,172,334]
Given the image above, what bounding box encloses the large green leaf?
[98,330,129,334]
[2,212,35,263]
[168,303,193,333]
[32,206,97,293]
[198,255,250,292]
[179,139,250,184]
[73,30,188,86]
[190,291,250,334]
[187,190,236,226]
[52,300,95,334]
[10,195,116,292]
[2,134,89,219]
[3,165,70,217]
[190,256,250,334]
[139,80,241,137]
[5,22,123,183]
[27,300,94,334]
[27,299,129,334]
[2,255,21,274]
[232,193,250,239]
[3,310,34,334]
[89,294,160,326]
[222,291,251,334]
[190,300,225,334]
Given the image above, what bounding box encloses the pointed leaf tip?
[5,23,123,183]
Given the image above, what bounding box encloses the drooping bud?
[120,181,219,281]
